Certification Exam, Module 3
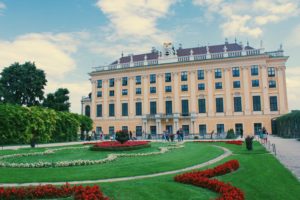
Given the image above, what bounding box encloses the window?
[217,124,224,134]
[251,65,259,76]
[235,124,243,135]
[136,88,142,94]
[150,74,156,83]
[215,82,222,89]
[252,79,259,87]
[150,126,156,135]
[216,97,224,113]
[182,125,190,135]
[181,85,188,91]
[109,78,114,87]
[165,101,172,115]
[253,96,261,111]
[181,99,189,116]
[198,99,206,113]
[197,70,205,80]
[109,90,115,97]
[232,67,240,77]
[136,126,142,136]
[268,67,275,77]
[122,103,128,116]
[181,71,188,81]
[165,73,172,82]
[198,83,205,90]
[109,103,115,117]
[215,69,222,78]
[122,77,128,86]
[122,89,128,96]
[97,80,102,88]
[199,124,206,135]
[109,126,115,135]
[150,102,157,115]
[233,81,240,88]
[165,86,172,92]
[85,105,90,117]
[97,91,102,97]
[254,123,262,135]
[122,126,128,132]
[135,102,142,116]
[234,97,242,112]
[270,96,278,111]
[136,76,141,85]
[96,104,102,117]
[269,80,276,88]
[150,87,156,94]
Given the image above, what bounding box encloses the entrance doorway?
[166,125,173,134]
[235,123,243,136]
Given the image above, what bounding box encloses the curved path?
[0,145,231,187]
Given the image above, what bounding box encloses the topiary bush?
[226,129,236,139]
[245,136,254,150]
[115,130,129,144]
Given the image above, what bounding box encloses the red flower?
[174,160,244,200]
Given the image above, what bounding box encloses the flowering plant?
[0,183,109,200]
[174,160,244,200]
[194,140,243,146]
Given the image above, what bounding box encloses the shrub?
[276,111,300,138]
[194,136,199,139]
[245,136,254,150]
[226,129,236,139]
[115,130,129,144]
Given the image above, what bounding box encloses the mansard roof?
[111,43,254,65]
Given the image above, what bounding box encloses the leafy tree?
[43,88,70,111]
[0,62,47,106]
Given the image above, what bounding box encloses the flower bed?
[90,141,151,151]
[174,160,244,200]
[194,140,243,146]
[0,183,109,200]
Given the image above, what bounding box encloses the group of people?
[81,130,104,141]
[163,128,185,142]
[259,127,269,143]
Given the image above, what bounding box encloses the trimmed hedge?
[275,111,300,138]
[0,103,92,145]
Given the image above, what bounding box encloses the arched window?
[85,105,90,117]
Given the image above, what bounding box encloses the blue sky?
[0,0,299,113]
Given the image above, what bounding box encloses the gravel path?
[0,145,231,187]
[266,135,300,180]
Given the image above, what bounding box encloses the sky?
[0,0,299,113]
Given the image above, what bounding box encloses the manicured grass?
[0,142,223,183]
[3,143,165,163]
[97,142,300,200]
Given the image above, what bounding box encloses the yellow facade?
[82,43,288,137]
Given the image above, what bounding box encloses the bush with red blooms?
[174,160,244,200]
[0,183,109,200]
[91,141,151,151]
[194,140,243,146]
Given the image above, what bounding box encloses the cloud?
[0,32,85,79]
[286,67,300,111]
[193,0,300,38]
[96,0,175,41]
[0,2,5,10]
[286,24,300,47]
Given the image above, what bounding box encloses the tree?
[43,88,70,112]
[0,62,47,106]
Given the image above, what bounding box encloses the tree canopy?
[43,88,70,112]
[0,62,47,106]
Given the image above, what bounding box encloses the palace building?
[82,41,288,137]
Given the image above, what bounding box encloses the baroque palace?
[82,40,288,137]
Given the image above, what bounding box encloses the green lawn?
[97,142,300,200]
[0,142,223,183]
